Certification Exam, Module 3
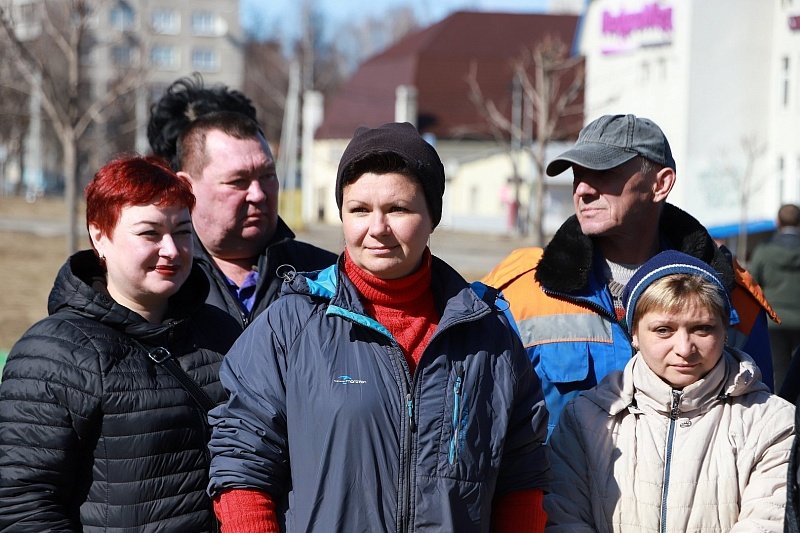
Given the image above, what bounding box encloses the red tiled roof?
[316,11,582,140]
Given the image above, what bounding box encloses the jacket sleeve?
[741,310,774,391]
[207,302,297,499]
[494,321,550,495]
[0,322,101,532]
[543,401,598,532]
[731,398,795,532]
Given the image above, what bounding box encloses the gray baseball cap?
[546,114,676,176]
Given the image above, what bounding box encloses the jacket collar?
[48,249,209,343]
[192,216,296,261]
[535,203,736,293]
[287,253,493,334]
[589,347,766,417]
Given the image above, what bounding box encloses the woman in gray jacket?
[546,250,794,532]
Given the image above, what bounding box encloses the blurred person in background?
[0,155,234,531]
[748,203,800,393]
[148,76,336,333]
[207,123,550,532]
[546,251,794,532]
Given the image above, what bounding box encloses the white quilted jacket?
[546,348,795,533]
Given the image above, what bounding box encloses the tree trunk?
[63,135,78,255]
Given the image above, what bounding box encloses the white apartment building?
[577,0,800,243]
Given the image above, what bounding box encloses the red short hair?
[85,155,195,238]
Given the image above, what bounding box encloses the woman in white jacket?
[546,250,795,533]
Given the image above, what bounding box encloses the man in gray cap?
[483,114,777,435]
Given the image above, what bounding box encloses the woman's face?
[632,297,726,389]
[90,203,193,317]
[342,172,433,280]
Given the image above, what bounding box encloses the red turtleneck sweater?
[213,249,546,532]
[344,248,439,373]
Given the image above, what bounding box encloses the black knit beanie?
[336,122,446,227]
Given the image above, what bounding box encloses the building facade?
[2,0,243,195]
[578,0,799,250]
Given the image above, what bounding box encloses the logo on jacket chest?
[333,375,367,385]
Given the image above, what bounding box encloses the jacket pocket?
[537,342,590,383]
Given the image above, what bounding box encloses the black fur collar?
[535,203,735,293]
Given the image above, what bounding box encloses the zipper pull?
[406,393,416,432]
[670,390,681,420]
[454,363,464,395]
[449,363,465,465]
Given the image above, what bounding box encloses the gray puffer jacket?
[546,348,795,533]
[208,255,549,532]
[0,250,236,532]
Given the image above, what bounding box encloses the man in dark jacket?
[749,204,800,391]
[148,78,336,332]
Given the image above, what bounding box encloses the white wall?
[579,0,779,231]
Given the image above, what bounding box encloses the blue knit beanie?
[622,250,732,333]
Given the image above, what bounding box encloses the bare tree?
[467,35,584,245]
[336,6,419,75]
[0,0,141,254]
[731,136,766,261]
[0,62,29,195]
[243,39,291,143]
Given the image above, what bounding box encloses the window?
[657,57,667,79]
[151,9,179,34]
[14,1,37,26]
[111,45,135,67]
[191,48,219,72]
[782,56,791,107]
[192,11,217,35]
[150,46,178,69]
[12,1,41,40]
[109,4,134,31]
[797,155,800,199]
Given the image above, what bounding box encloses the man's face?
[186,130,279,261]
[572,158,658,239]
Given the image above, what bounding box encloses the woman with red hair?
[0,155,235,531]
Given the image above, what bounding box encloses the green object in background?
[0,350,6,375]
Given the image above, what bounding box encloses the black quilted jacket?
[0,250,235,532]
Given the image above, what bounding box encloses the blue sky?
[241,0,551,42]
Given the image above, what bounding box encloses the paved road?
[0,216,531,280]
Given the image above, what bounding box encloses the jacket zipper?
[336,298,491,532]
[660,390,681,533]
[542,287,634,352]
[448,362,465,464]
[542,287,618,322]
[397,311,489,532]
[398,345,415,533]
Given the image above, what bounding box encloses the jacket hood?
[47,249,210,342]
[585,347,767,417]
[535,203,735,293]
